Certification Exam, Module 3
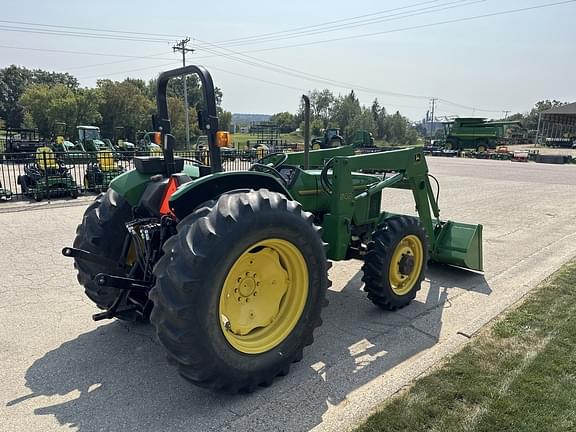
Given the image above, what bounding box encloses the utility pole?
[503,110,510,120]
[430,98,437,139]
[173,37,194,148]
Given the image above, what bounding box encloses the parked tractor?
[51,122,92,163]
[76,126,114,153]
[18,146,79,201]
[312,128,344,149]
[63,66,483,393]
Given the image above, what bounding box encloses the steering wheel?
[252,152,288,169]
[249,152,288,182]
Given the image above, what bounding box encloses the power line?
[205,0,444,46]
[196,0,481,49]
[196,42,432,100]
[188,0,575,113]
[0,19,185,39]
[195,0,576,55]
[0,25,172,43]
[76,62,180,80]
[0,44,174,60]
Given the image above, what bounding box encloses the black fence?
[0,149,266,201]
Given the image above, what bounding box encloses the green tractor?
[18,146,79,201]
[63,66,483,393]
[312,127,344,149]
[76,125,114,153]
[51,122,92,163]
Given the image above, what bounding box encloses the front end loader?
[63,65,482,393]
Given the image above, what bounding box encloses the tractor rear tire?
[362,216,428,310]
[150,189,329,392]
[72,188,136,318]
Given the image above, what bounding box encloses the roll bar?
[155,65,222,174]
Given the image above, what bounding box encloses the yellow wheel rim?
[388,234,424,296]
[219,238,308,354]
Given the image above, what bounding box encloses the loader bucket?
[432,221,483,272]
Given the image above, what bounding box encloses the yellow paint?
[219,238,308,354]
[388,234,424,296]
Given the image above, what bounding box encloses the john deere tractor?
[312,128,344,149]
[63,66,482,393]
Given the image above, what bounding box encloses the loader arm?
[320,147,482,271]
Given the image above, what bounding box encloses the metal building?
[536,102,576,147]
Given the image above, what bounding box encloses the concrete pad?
[1,158,575,432]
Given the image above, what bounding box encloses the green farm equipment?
[351,130,375,148]
[18,146,79,201]
[444,118,500,152]
[63,66,483,393]
[113,127,136,160]
[135,131,163,156]
[51,122,92,163]
[84,151,125,192]
[76,126,114,153]
[312,128,344,149]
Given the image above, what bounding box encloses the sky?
[1,0,575,120]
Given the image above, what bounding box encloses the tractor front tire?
[72,188,135,317]
[362,216,428,310]
[150,189,329,392]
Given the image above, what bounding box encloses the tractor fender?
[169,171,292,219]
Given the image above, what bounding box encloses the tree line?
[270,89,421,145]
[0,65,231,147]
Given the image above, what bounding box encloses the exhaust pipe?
[302,94,310,170]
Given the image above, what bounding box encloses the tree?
[219,109,232,132]
[0,65,33,128]
[350,107,377,136]
[371,98,388,139]
[166,96,200,148]
[331,90,362,139]
[270,111,297,133]
[0,65,80,128]
[20,84,78,137]
[97,79,155,139]
[308,89,335,127]
[75,88,102,132]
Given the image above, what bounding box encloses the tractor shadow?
[8,263,490,432]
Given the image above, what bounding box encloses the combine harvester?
[63,66,483,393]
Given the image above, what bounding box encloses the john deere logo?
[415,153,422,162]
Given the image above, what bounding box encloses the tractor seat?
[97,151,119,172]
[36,146,60,171]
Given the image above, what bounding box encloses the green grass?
[355,261,576,432]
